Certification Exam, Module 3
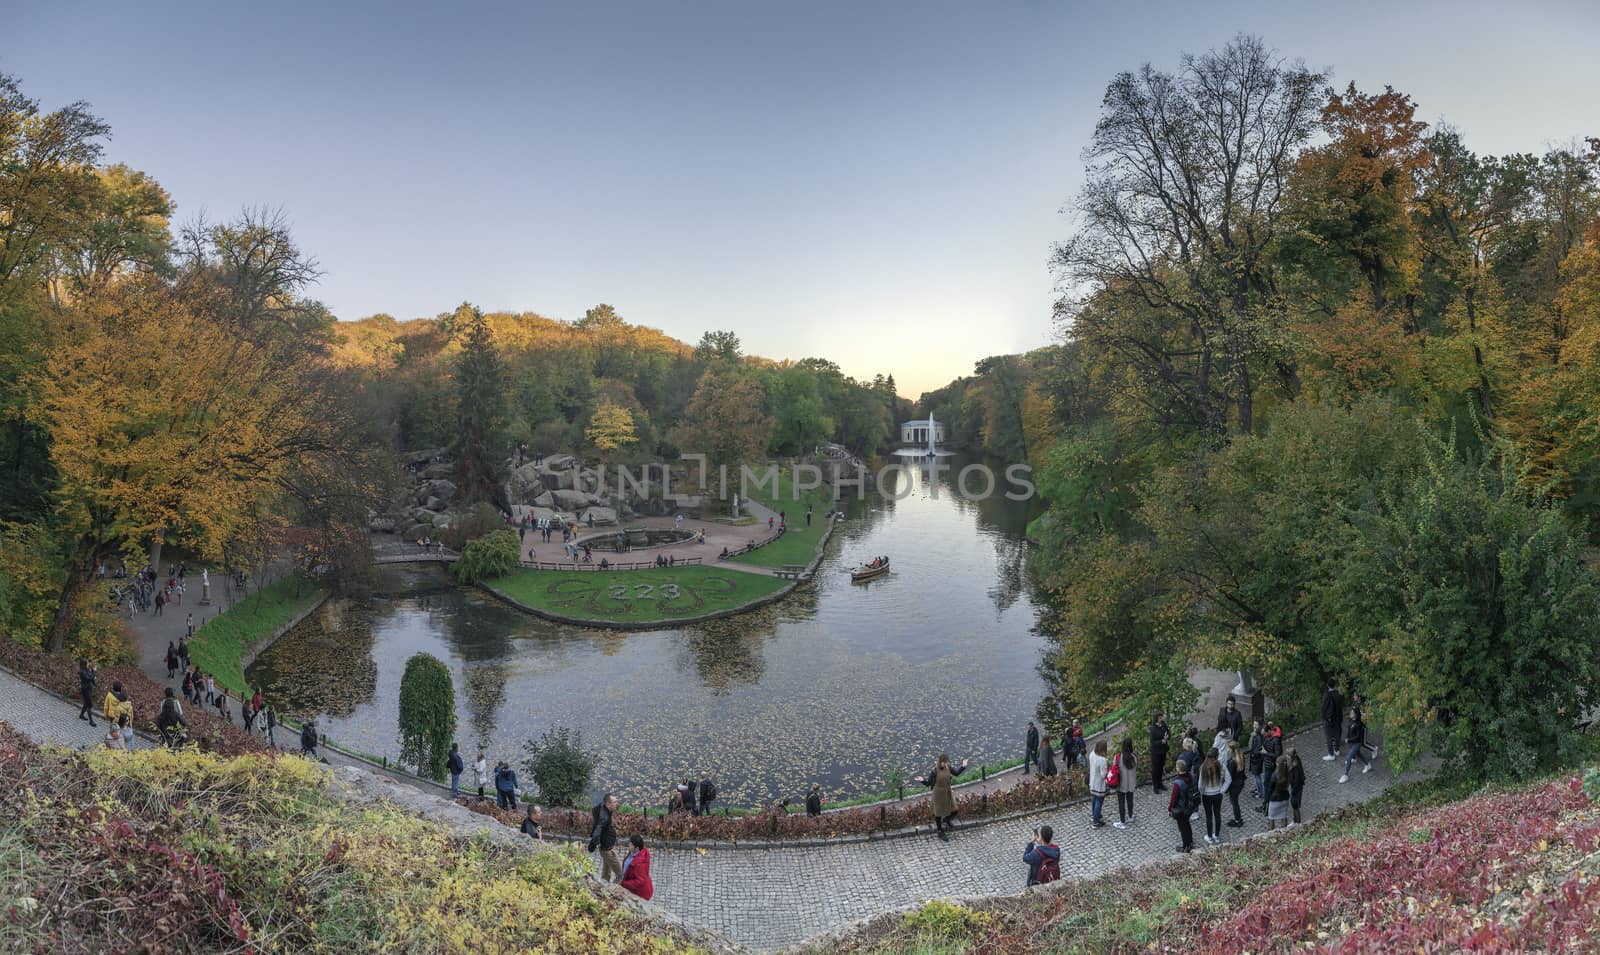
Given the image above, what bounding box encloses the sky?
[5,1,1598,396]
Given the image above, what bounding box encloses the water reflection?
[248,455,1047,807]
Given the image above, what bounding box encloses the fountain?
[892,413,955,458]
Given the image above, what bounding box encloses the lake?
[247,456,1049,807]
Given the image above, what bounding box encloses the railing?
[519,557,703,571]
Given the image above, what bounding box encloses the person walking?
[805,784,822,816]
[77,659,98,726]
[1322,678,1345,761]
[1199,748,1230,844]
[155,687,188,747]
[300,719,320,759]
[1113,737,1137,829]
[914,754,973,841]
[1288,747,1307,825]
[1037,733,1058,778]
[1023,825,1062,886]
[1024,720,1040,775]
[1149,713,1171,793]
[1064,720,1086,769]
[698,777,718,816]
[589,793,622,882]
[1216,694,1244,742]
[1225,740,1248,828]
[447,743,465,798]
[264,704,277,748]
[1340,708,1373,782]
[1266,755,1292,830]
[494,761,521,810]
[1087,740,1110,829]
[1168,756,1197,853]
[165,642,179,679]
[474,750,489,800]
[620,834,653,900]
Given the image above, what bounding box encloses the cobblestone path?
[649,726,1420,951]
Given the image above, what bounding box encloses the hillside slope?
[817,767,1600,954]
[0,724,707,954]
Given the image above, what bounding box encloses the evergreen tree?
[452,303,505,500]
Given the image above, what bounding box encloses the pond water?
[247,456,1049,807]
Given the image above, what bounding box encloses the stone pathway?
[648,724,1422,952]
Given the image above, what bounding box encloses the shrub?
[397,653,456,780]
[453,529,520,584]
[901,900,991,942]
[522,725,598,808]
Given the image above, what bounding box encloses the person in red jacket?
[620,834,653,901]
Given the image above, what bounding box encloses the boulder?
[552,488,591,511]
[429,479,458,503]
[533,490,555,508]
[424,496,444,511]
[368,516,397,533]
[431,511,456,528]
[507,462,545,503]
[411,506,437,523]
[542,453,577,472]
[582,505,619,526]
[422,461,454,480]
[400,447,445,468]
[539,465,576,490]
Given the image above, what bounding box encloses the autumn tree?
[675,367,773,477]
[452,303,505,500]
[584,399,637,462]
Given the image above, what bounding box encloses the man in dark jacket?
[1216,695,1244,741]
[698,777,717,816]
[1258,723,1284,813]
[1246,715,1266,800]
[300,720,320,759]
[1149,713,1171,793]
[1321,678,1345,760]
[805,784,822,816]
[494,762,520,810]
[447,743,466,798]
[589,793,621,882]
[77,659,98,726]
[1024,721,1040,775]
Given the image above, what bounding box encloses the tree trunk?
[148,533,164,575]
[47,571,92,653]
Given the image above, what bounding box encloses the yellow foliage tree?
[32,276,350,650]
[584,399,637,460]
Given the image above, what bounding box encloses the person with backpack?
[698,778,718,816]
[1287,747,1307,825]
[1340,708,1373,782]
[1024,721,1040,775]
[1168,755,1198,853]
[1225,740,1249,828]
[1023,825,1061,886]
[913,754,974,841]
[447,743,465,798]
[1321,677,1345,761]
[155,687,188,748]
[1198,748,1230,844]
[805,784,822,816]
[77,659,98,726]
[1064,720,1087,769]
[1149,713,1171,793]
[1113,736,1137,828]
[1087,740,1110,829]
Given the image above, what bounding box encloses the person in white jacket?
[1198,748,1232,844]
[474,751,489,801]
[1087,740,1110,829]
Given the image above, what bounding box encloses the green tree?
[676,367,773,474]
[453,529,521,585]
[522,725,598,808]
[452,303,505,500]
[397,653,457,781]
[694,329,741,364]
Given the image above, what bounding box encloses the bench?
[775,564,809,580]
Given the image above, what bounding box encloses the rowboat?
[850,557,890,582]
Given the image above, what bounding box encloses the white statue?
[732,492,740,516]
[202,568,209,587]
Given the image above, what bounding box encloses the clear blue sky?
[5,0,1596,395]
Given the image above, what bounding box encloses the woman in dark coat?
[1038,733,1058,778]
[914,753,973,841]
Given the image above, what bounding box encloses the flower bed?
[0,637,267,757]
[460,771,1088,843]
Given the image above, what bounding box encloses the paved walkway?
[650,724,1421,951]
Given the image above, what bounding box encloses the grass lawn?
[732,467,836,569]
[489,564,789,624]
[188,576,325,694]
